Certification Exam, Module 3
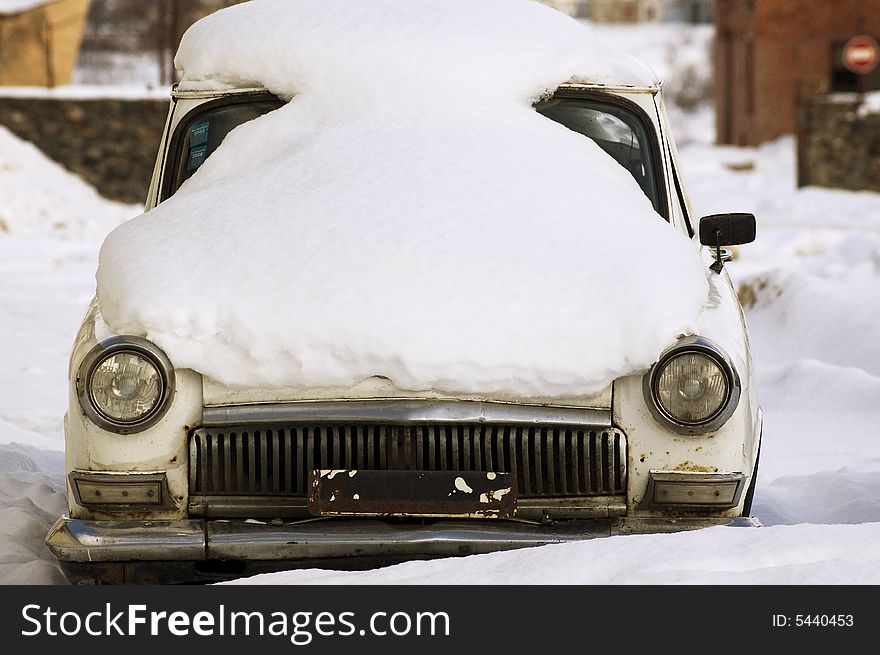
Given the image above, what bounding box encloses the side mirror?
[698,213,756,273]
[699,213,756,247]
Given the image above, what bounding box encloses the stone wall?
[0,96,169,203]
[797,94,880,192]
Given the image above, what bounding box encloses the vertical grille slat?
[598,431,608,495]
[332,426,341,470]
[438,425,448,471]
[342,425,352,470]
[305,427,315,490]
[520,427,532,496]
[281,429,290,493]
[616,432,625,493]
[558,429,569,496]
[604,432,614,495]
[258,430,269,493]
[463,425,473,472]
[292,427,302,494]
[545,428,556,495]
[244,432,255,493]
[484,427,494,473]
[366,426,375,470]
[506,428,514,476]
[195,433,207,493]
[191,421,626,499]
[416,426,425,470]
[450,426,460,471]
[587,431,597,494]
[317,426,327,470]
[534,428,544,493]
[473,425,483,472]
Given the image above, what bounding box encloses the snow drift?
[0,125,136,239]
[96,0,708,397]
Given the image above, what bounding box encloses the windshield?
[536,95,662,213]
[164,92,662,213]
[163,94,284,199]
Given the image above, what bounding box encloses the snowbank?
[0,444,66,584]
[0,125,138,239]
[97,0,707,398]
[228,522,880,585]
[857,90,880,117]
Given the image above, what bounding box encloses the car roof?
[172,51,662,99]
[173,80,661,100]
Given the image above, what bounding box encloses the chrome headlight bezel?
[76,336,175,434]
[643,336,741,435]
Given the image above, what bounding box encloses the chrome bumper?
[47,515,759,566]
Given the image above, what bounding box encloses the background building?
[76,0,246,85]
[716,0,880,146]
[0,0,90,86]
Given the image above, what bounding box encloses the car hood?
[96,0,711,400]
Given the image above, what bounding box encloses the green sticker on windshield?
[188,120,211,172]
[188,145,208,172]
[190,120,210,147]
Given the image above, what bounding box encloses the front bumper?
[47,515,760,584]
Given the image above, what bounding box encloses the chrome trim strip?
[558,81,661,92]
[170,82,659,101]
[47,515,757,564]
[171,85,272,99]
[205,519,607,560]
[188,495,310,517]
[45,518,205,562]
[201,399,612,428]
[186,494,627,521]
[517,497,627,520]
[610,515,760,535]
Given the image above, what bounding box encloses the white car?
[46,47,761,585]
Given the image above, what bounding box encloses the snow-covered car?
[46,0,761,584]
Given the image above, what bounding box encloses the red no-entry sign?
[843,35,880,74]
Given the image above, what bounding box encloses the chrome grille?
[190,423,626,498]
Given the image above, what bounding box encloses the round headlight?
[77,337,174,433]
[644,337,740,434]
[89,351,163,423]
[655,351,728,424]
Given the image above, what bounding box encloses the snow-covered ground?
[2,18,879,584]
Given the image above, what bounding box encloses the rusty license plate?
[308,470,516,519]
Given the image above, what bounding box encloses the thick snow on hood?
[97,0,708,397]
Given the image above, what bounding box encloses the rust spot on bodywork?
[673,461,719,473]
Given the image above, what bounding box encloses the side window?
[163,96,284,199]
[537,96,663,216]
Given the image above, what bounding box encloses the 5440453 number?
[795,615,853,627]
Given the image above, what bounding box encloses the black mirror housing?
[699,213,756,247]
